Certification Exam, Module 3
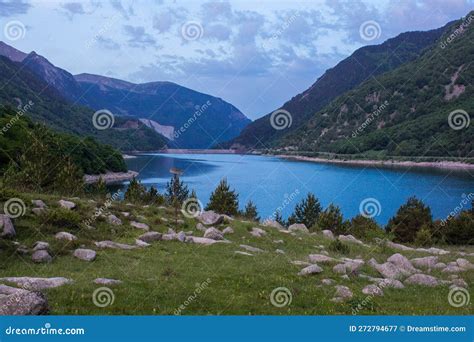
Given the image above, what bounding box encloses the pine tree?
[124,177,147,203]
[165,174,189,206]
[243,200,260,221]
[205,178,239,215]
[288,193,321,229]
[274,211,286,227]
[318,203,347,235]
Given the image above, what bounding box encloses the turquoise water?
[123,153,473,225]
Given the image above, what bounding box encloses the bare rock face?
[298,264,323,276]
[0,277,73,290]
[197,211,223,225]
[203,227,224,240]
[0,214,15,238]
[404,274,440,287]
[0,285,48,315]
[138,232,162,243]
[130,221,149,231]
[288,223,309,234]
[58,199,76,210]
[73,248,96,261]
[94,278,122,286]
[32,250,52,263]
[322,230,335,240]
[95,240,137,250]
[55,232,77,241]
[107,215,122,226]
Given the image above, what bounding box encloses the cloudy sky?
[1,0,473,119]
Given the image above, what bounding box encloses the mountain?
[73,74,251,148]
[223,22,451,149]
[0,54,167,152]
[0,42,251,149]
[277,13,474,158]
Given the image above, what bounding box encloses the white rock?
[288,223,309,233]
[73,248,96,261]
[0,214,15,238]
[190,237,223,245]
[321,279,334,286]
[33,241,49,251]
[196,223,206,232]
[95,240,137,250]
[386,241,414,252]
[442,265,465,273]
[404,274,440,287]
[451,278,468,288]
[55,232,77,241]
[362,284,384,296]
[387,253,418,273]
[322,230,335,240]
[456,258,474,269]
[197,210,223,225]
[32,250,52,263]
[0,277,72,290]
[94,278,122,286]
[331,285,353,301]
[138,232,162,243]
[298,264,323,276]
[411,256,438,269]
[309,254,337,264]
[234,251,253,256]
[177,231,186,242]
[222,226,234,234]
[273,240,284,244]
[239,244,264,253]
[58,199,76,210]
[275,249,285,254]
[376,278,405,289]
[338,234,366,246]
[262,220,284,230]
[203,227,224,240]
[130,221,149,230]
[31,200,47,208]
[107,215,122,226]
[0,285,48,315]
[250,227,266,237]
[291,260,312,266]
[135,239,150,247]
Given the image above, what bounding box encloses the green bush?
[414,224,433,246]
[242,200,260,221]
[317,203,348,235]
[205,178,239,216]
[41,208,82,229]
[288,193,321,230]
[348,214,382,240]
[439,210,474,245]
[328,239,350,255]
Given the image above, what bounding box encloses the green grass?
[0,192,473,315]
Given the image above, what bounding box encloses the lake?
[123,153,473,225]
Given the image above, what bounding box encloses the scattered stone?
[369,260,407,280]
[189,237,223,245]
[362,284,384,296]
[0,214,15,238]
[416,247,450,255]
[404,274,440,287]
[55,232,77,241]
[456,258,474,269]
[138,232,162,243]
[16,245,29,255]
[298,264,323,276]
[107,214,122,226]
[451,278,468,288]
[0,277,73,290]
[121,212,130,217]
[387,253,418,274]
[239,244,264,253]
[321,279,334,286]
[58,199,76,210]
[309,254,337,264]
[250,227,266,237]
[262,220,284,230]
[333,259,364,275]
[338,234,366,246]
[322,230,335,240]
[33,241,49,251]
[275,249,285,254]
[135,239,150,247]
[177,231,186,242]
[31,200,47,208]
[288,223,309,234]
[222,227,234,234]
[196,223,206,232]
[221,214,234,222]
[273,240,284,244]
[234,251,253,256]
[433,262,447,270]
[411,256,438,269]
[197,211,223,225]
[386,241,414,252]
[0,285,48,315]
[95,241,137,250]
[94,278,122,286]
[204,227,224,240]
[73,248,96,261]
[32,250,52,264]
[32,208,46,216]
[130,221,149,231]
[331,285,353,302]
[442,265,465,273]
[376,278,405,289]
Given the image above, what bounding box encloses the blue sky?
[1,0,473,119]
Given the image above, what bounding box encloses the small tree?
[124,177,147,203]
[386,197,432,243]
[243,200,260,221]
[318,203,347,235]
[205,178,239,216]
[274,211,287,227]
[165,173,189,206]
[288,193,321,229]
[348,214,381,239]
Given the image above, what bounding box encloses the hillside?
[276,14,474,158]
[0,55,167,151]
[223,23,451,149]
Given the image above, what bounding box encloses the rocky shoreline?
[276,155,474,170]
[83,171,139,184]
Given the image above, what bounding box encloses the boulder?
[298,264,323,276]
[162,233,178,241]
[107,215,122,226]
[55,232,77,241]
[451,278,468,288]
[387,253,418,274]
[433,262,447,270]
[31,200,47,208]
[262,220,284,230]
[331,285,353,302]
[370,261,407,280]
[338,234,365,246]
[33,241,49,251]
[411,256,438,269]
[177,231,186,242]
[32,250,52,263]
[222,227,234,234]
[333,260,364,275]
[73,248,96,262]
[138,232,162,243]
[189,237,222,245]
[321,279,334,286]
[442,265,465,273]
[386,241,414,252]
[0,214,15,238]
[288,223,309,234]
[58,199,76,210]
[250,227,266,237]
[362,284,384,296]
[308,254,337,264]
[203,227,224,240]
[95,241,137,250]
[94,278,122,286]
[404,274,440,287]
[130,221,149,230]
[322,230,335,240]
[234,251,253,256]
[456,258,474,269]
[375,278,405,289]
[0,277,73,290]
[135,239,150,247]
[239,244,264,253]
[197,211,223,225]
[0,285,48,315]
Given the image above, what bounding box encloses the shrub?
[328,239,350,255]
[165,174,189,206]
[205,178,239,216]
[274,211,287,227]
[288,193,321,229]
[318,203,348,235]
[124,177,147,203]
[242,200,259,221]
[414,224,433,246]
[439,210,474,245]
[386,197,432,243]
[348,214,382,239]
[42,208,81,229]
